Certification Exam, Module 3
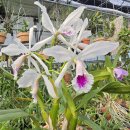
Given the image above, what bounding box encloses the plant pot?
[0,32,6,44]
[81,38,90,44]
[17,32,29,43]
[63,72,72,84]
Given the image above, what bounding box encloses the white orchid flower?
[17,69,58,103]
[1,26,50,79]
[34,1,85,50]
[43,41,119,93]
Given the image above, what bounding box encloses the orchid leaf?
[105,55,112,68]
[0,67,13,80]
[79,115,102,130]
[37,91,49,123]
[68,116,77,130]
[90,69,110,82]
[62,80,76,117]
[30,116,41,128]
[50,99,59,128]
[62,80,78,129]
[102,81,130,93]
[0,109,29,122]
[76,82,115,110]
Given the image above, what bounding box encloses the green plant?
[118,28,130,45]
[19,20,29,32]
[88,12,103,35]
[0,0,22,34]
[0,2,130,130]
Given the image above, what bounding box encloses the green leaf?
[62,80,77,130]
[62,80,76,117]
[0,109,29,122]
[0,109,22,115]
[79,115,102,130]
[90,69,110,82]
[102,81,130,94]
[37,91,49,123]
[30,116,41,128]
[105,56,112,67]
[0,67,13,80]
[50,99,59,128]
[76,82,112,110]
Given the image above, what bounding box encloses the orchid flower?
[34,1,85,50]
[113,67,128,81]
[1,26,50,79]
[17,69,58,103]
[43,41,119,93]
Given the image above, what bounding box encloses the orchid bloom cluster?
[1,1,119,102]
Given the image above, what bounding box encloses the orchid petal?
[80,30,92,40]
[78,41,119,60]
[1,44,22,56]
[30,57,40,73]
[72,67,94,93]
[42,75,58,98]
[34,1,56,34]
[29,26,37,49]
[12,55,27,79]
[31,53,50,75]
[76,60,84,76]
[69,19,83,45]
[61,26,75,36]
[60,6,85,29]
[31,36,53,51]
[55,61,72,87]
[58,35,81,53]
[114,67,128,80]
[17,69,40,88]
[78,43,88,50]
[43,45,74,63]
[15,39,28,53]
[77,18,89,42]
[72,18,83,34]
[31,77,39,103]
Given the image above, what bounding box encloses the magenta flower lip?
[113,67,128,81]
[76,74,88,88]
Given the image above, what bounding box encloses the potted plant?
[0,29,6,44]
[17,20,29,43]
[0,0,21,44]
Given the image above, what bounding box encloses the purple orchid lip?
[76,74,88,88]
[114,67,128,81]
[62,31,75,36]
